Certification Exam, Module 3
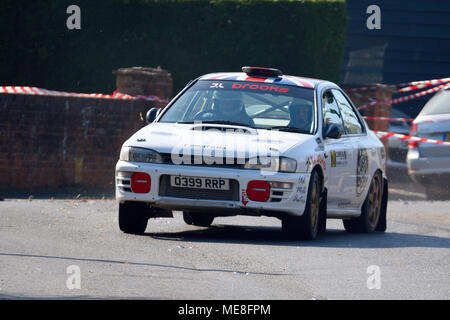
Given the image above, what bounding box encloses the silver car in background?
[407,87,450,199]
[387,108,411,177]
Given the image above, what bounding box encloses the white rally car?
[116,67,388,240]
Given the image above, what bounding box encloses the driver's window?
[322,90,344,129]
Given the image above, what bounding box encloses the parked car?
[387,108,411,169]
[407,87,450,200]
[116,67,388,240]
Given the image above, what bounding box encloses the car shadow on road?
[145,224,450,249]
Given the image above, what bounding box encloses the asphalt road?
[0,198,449,300]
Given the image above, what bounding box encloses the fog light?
[117,171,133,178]
[131,172,151,193]
[270,181,293,189]
[246,180,271,202]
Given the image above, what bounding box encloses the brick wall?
[0,93,161,197]
[114,67,173,99]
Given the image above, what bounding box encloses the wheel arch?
[311,164,326,193]
[360,168,383,210]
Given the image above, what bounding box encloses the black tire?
[118,202,150,234]
[318,189,327,234]
[343,171,383,233]
[376,178,388,232]
[183,212,214,227]
[282,170,322,240]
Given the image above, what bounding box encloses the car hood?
[124,122,315,157]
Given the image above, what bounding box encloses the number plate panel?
[170,176,230,190]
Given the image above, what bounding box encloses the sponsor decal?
[306,154,327,172]
[241,189,249,206]
[331,150,348,167]
[210,82,224,89]
[356,148,369,197]
[232,82,289,93]
[293,174,307,203]
[331,151,336,167]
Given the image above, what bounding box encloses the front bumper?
[115,160,310,217]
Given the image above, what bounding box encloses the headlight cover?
[120,146,164,163]
[279,157,297,173]
[244,156,297,173]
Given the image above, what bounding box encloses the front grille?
[159,175,239,201]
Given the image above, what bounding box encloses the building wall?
[0,93,156,196]
[341,0,450,115]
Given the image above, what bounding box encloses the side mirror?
[323,123,344,139]
[146,108,161,123]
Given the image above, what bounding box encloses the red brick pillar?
[113,66,173,103]
[346,84,396,171]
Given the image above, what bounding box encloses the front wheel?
[282,170,322,240]
[118,202,150,234]
[343,171,383,233]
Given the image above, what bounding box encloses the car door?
[331,89,370,208]
[321,89,357,210]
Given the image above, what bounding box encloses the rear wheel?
[118,202,150,234]
[343,172,383,233]
[282,170,322,240]
[183,212,214,227]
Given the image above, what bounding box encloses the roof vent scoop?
[242,66,283,78]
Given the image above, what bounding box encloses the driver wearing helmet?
[194,90,255,127]
[288,103,313,133]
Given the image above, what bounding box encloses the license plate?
[170,175,229,190]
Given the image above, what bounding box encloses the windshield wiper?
[178,120,253,128]
[269,126,311,134]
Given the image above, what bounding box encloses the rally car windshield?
[158,80,316,134]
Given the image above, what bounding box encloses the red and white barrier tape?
[0,86,169,103]
[397,78,450,93]
[374,130,450,146]
[345,77,450,93]
[349,92,377,102]
[357,82,450,110]
[389,83,450,104]
[364,116,414,122]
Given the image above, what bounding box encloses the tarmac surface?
[0,191,449,300]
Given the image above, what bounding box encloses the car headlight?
[244,156,297,173]
[120,146,164,163]
[279,157,297,173]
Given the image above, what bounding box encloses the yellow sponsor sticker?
[331,151,336,167]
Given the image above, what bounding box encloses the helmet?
[289,103,312,129]
[212,90,243,116]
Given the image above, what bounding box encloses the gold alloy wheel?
[367,174,382,228]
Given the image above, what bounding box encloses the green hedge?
[0,0,347,94]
